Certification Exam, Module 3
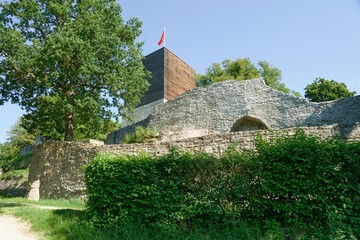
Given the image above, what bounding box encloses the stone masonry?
[28,139,104,199]
[106,79,360,143]
[28,123,360,199]
[122,47,196,127]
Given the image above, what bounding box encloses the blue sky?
[1,0,360,143]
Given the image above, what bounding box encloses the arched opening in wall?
[230,116,269,132]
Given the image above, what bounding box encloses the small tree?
[196,58,300,96]
[0,118,35,172]
[6,118,35,149]
[304,78,356,102]
[0,0,149,141]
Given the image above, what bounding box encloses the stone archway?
[230,116,269,132]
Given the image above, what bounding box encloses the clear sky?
[1,0,360,143]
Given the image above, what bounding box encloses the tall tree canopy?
[0,0,149,141]
[304,77,356,102]
[196,58,300,97]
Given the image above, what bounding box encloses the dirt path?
[0,201,82,240]
[0,215,39,240]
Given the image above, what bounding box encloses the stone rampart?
[28,123,360,199]
[106,79,360,143]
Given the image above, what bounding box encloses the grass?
[0,197,357,240]
[0,197,263,240]
[0,197,85,209]
[0,197,94,240]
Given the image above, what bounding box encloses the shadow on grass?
[0,188,27,198]
[0,202,23,208]
[49,209,262,240]
[52,208,88,220]
[50,209,195,240]
[0,202,23,214]
[49,209,121,240]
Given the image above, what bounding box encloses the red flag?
[158,30,165,46]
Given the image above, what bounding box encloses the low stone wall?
[28,139,104,200]
[28,123,360,200]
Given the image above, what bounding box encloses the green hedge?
[84,130,359,236]
[250,129,360,232]
[85,148,252,228]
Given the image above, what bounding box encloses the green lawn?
[0,197,338,240]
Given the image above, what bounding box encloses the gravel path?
[0,215,39,240]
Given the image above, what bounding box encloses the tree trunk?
[64,112,74,141]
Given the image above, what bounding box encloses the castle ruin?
[27,48,360,200]
[107,56,360,144]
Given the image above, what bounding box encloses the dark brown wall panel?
[165,49,196,101]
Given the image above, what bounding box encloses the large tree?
[304,77,356,102]
[0,0,149,141]
[196,58,300,96]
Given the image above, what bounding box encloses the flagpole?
[163,27,166,48]
[157,28,166,47]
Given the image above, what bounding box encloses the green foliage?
[0,153,32,174]
[304,77,356,102]
[122,126,159,144]
[0,120,33,196]
[0,197,85,209]
[0,199,263,240]
[195,74,212,87]
[251,129,360,234]
[198,58,258,84]
[2,192,358,239]
[85,131,359,238]
[85,149,252,229]
[5,118,35,148]
[0,0,149,141]
[0,118,35,172]
[220,58,259,81]
[196,58,300,96]
[258,61,300,97]
[0,169,29,181]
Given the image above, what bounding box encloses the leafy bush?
[0,153,32,173]
[0,118,35,173]
[85,149,252,228]
[85,130,359,237]
[122,126,159,144]
[0,140,32,173]
[249,129,360,234]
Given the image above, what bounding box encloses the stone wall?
[28,123,360,199]
[122,99,167,127]
[106,79,360,144]
[28,139,104,199]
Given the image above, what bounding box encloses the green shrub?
[85,129,359,237]
[249,129,360,232]
[0,152,32,173]
[84,149,252,228]
[122,126,159,144]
